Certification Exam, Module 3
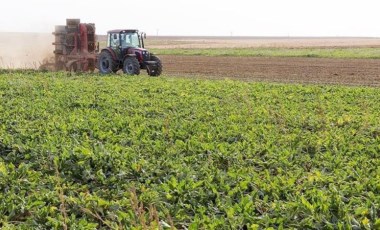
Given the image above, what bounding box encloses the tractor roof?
[107,29,139,34]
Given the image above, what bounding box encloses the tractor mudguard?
[100,48,118,60]
[124,54,137,59]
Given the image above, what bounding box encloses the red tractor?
[98,30,162,76]
[41,19,162,76]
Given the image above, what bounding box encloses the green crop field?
[150,47,380,59]
[0,71,380,229]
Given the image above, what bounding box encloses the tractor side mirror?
[144,33,146,39]
[113,34,117,40]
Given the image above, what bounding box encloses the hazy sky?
[1,0,380,36]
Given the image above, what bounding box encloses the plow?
[40,19,162,76]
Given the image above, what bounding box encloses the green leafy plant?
[0,71,379,229]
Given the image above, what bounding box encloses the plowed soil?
[161,55,380,86]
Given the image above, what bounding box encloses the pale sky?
[1,0,380,36]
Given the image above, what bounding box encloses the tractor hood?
[126,47,151,62]
[127,47,149,56]
[128,47,148,53]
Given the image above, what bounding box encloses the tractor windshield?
[120,32,140,48]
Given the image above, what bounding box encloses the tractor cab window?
[109,33,120,48]
[120,32,140,48]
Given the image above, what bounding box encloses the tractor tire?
[148,55,162,77]
[122,57,140,75]
[98,51,118,74]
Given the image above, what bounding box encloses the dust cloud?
[0,32,54,69]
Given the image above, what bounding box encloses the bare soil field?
[142,36,380,86]
[161,55,380,86]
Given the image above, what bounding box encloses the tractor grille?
[142,51,150,61]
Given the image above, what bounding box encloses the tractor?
[98,30,162,76]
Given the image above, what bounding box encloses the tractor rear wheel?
[123,57,140,75]
[148,55,162,77]
[98,51,118,74]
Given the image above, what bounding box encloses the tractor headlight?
[142,51,150,60]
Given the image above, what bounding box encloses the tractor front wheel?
[98,51,117,74]
[148,55,162,77]
[123,57,140,75]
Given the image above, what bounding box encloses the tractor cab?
[107,30,144,50]
[98,29,162,76]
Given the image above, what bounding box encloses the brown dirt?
[161,55,380,86]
